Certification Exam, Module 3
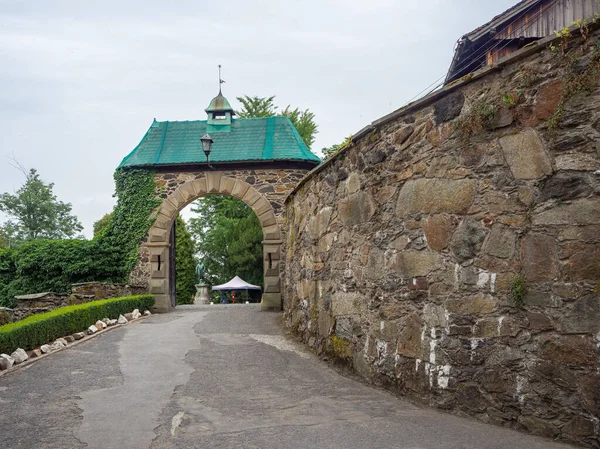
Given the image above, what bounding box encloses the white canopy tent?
[212,276,261,291]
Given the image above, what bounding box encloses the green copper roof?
[118,116,321,168]
[205,91,234,113]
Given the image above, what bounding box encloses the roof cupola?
[205,65,234,129]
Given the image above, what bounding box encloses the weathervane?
[218,64,225,92]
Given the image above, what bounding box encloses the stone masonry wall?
[1,282,146,325]
[130,168,309,288]
[284,27,600,447]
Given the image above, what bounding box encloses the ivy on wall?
[0,168,160,307]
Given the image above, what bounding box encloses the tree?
[321,136,353,158]
[236,96,277,118]
[236,95,319,148]
[0,168,83,245]
[188,195,263,288]
[175,215,197,305]
[93,213,112,237]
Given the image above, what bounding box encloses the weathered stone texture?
[130,168,311,306]
[283,27,600,448]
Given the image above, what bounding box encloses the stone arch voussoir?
[146,173,282,313]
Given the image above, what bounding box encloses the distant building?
[445,0,600,84]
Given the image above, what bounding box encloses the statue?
[195,262,206,282]
[194,262,210,305]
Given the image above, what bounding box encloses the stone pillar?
[148,242,171,313]
[261,239,282,311]
[194,284,210,305]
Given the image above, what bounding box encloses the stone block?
[518,416,560,439]
[557,294,600,334]
[191,178,207,196]
[258,210,276,227]
[148,228,167,243]
[160,199,178,217]
[263,224,280,241]
[396,179,476,217]
[394,125,414,145]
[264,276,280,293]
[422,304,447,328]
[252,197,271,216]
[242,187,261,207]
[482,225,516,259]
[205,172,222,193]
[338,191,375,227]
[537,173,593,202]
[309,207,333,239]
[149,279,166,294]
[533,198,600,226]
[559,225,600,242]
[449,218,487,262]
[331,292,365,316]
[172,189,186,208]
[578,373,600,416]
[434,91,464,123]
[521,234,559,282]
[422,214,454,251]
[153,213,171,230]
[483,191,522,214]
[261,293,281,311]
[345,172,361,194]
[386,250,442,278]
[473,317,521,338]
[534,80,563,120]
[499,129,552,179]
[177,182,196,203]
[318,311,331,339]
[563,416,597,437]
[231,180,250,199]
[445,294,497,315]
[396,314,423,358]
[539,335,596,366]
[526,312,553,332]
[335,316,355,340]
[562,243,600,282]
[555,153,599,171]
[263,244,281,258]
[152,294,171,313]
[219,176,235,195]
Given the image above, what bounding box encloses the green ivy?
[0,169,160,306]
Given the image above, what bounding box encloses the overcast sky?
[0,0,517,237]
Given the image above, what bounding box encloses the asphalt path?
[0,304,577,449]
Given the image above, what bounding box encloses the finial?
[218,64,225,94]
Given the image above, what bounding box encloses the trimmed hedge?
[0,294,154,355]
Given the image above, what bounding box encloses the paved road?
[0,305,576,449]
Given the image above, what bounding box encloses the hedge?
[0,294,154,355]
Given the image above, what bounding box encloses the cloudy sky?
[0,0,517,237]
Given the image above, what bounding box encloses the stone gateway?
[118,88,320,312]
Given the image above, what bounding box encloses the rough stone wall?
[1,283,146,326]
[130,168,309,289]
[283,28,600,447]
[0,307,52,325]
[70,282,147,300]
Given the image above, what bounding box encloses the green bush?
[0,168,161,305]
[0,294,154,354]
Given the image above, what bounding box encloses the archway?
[144,172,282,312]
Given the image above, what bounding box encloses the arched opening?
[176,194,264,305]
[145,173,282,313]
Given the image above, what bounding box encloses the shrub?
[0,168,161,305]
[0,294,154,354]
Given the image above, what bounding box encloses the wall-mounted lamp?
[201,133,214,168]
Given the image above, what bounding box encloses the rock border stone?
[0,309,151,377]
